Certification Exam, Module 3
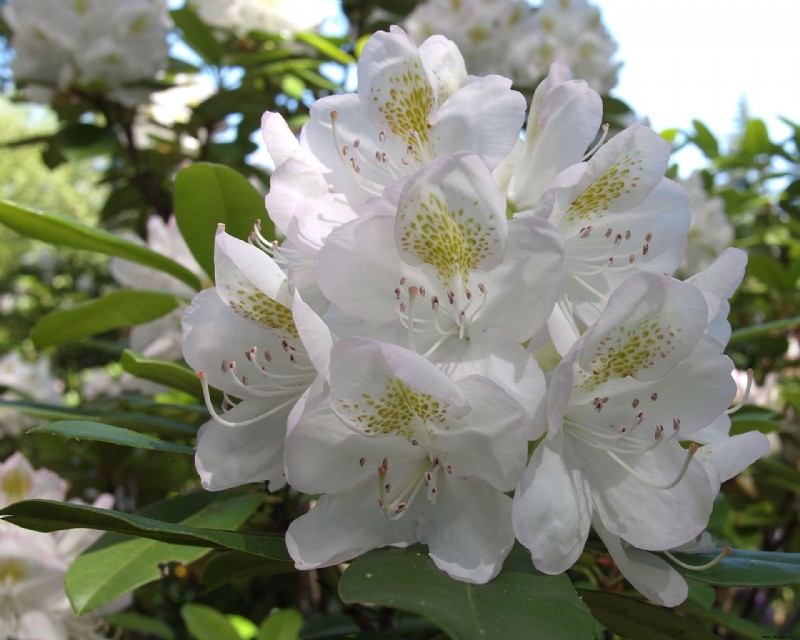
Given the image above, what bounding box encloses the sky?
[597,0,800,173]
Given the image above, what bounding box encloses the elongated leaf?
[173,163,271,280]
[691,120,719,159]
[0,398,198,438]
[338,544,594,640]
[259,609,303,640]
[670,548,800,587]
[0,200,201,290]
[182,604,241,640]
[28,421,194,455]
[120,349,216,402]
[31,290,181,349]
[679,602,771,640]
[170,7,224,65]
[0,497,289,560]
[295,32,355,65]
[578,590,717,640]
[201,550,294,591]
[62,492,268,614]
[106,612,176,640]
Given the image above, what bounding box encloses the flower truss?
[403,0,620,93]
[0,452,128,639]
[187,0,339,38]
[3,0,172,107]
[183,26,770,603]
[0,352,64,440]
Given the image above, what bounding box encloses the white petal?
[261,111,306,167]
[593,516,688,607]
[512,433,592,574]
[417,477,514,584]
[695,430,770,494]
[291,289,333,382]
[417,33,466,105]
[195,398,289,491]
[286,481,417,570]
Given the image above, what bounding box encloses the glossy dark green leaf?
[0,397,198,438]
[0,200,202,290]
[679,601,771,640]
[31,290,181,349]
[173,163,271,281]
[171,7,225,65]
[339,544,595,639]
[579,590,717,640]
[670,548,800,587]
[0,495,289,560]
[28,420,194,455]
[60,492,273,614]
[120,349,215,402]
[201,550,294,591]
[182,604,241,640]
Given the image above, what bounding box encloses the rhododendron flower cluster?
[403,0,620,93]
[182,26,769,605]
[187,0,338,38]
[2,0,172,107]
[0,452,127,639]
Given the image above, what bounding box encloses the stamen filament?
[664,546,730,570]
[727,368,753,414]
[199,371,299,427]
[605,443,698,490]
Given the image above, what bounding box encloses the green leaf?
[173,163,271,281]
[107,612,176,640]
[339,544,595,640]
[259,609,303,640]
[578,590,718,640]
[60,492,272,614]
[741,118,772,156]
[120,349,214,402]
[0,495,289,561]
[0,397,198,438]
[295,32,355,65]
[670,548,800,587]
[201,550,294,592]
[679,601,771,640]
[31,290,181,349]
[28,420,194,455]
[182,604,242,640]
[691,120,719,159]
[171,7,225,65]
[0,200,202,290]
[56,123,117,160]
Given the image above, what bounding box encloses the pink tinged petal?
[576,273,708,384]
[417,477,514,584]
[286,481,417,570]
[512,433,592,574]
[195,398,289,492]
[395,154,507,280]
[261,111,307,167]
[433,75,527,170]
[553,124,671,229]
[695,430,770,495]
[435,375,526,491]
[593,516,688,607]
[587,442,713,551]
[508,77,603,210]
[473,215,564,342]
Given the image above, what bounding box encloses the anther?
[650,392,658,401]
[359,457,366,467]
[625,230,631,240]
[645,231,653,242]
[447,291,455,305]
[672,417,680,430]
[605,228,613,238]
[642,243,650,255]
[632,398,640,408]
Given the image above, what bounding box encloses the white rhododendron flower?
[111,216,206,361]
[0,352,64,439]
[678,171,735,276]
[404,0,619,93]
[3,0,171,106]
[285,338,526,583]
[181,26,769,606]
[0,452,127,639]
[188,0,338,38]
